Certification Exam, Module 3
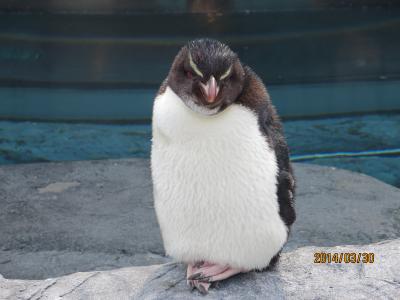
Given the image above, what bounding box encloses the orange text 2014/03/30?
[314,252,375,264]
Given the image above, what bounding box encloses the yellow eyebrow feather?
[220,65,232,80]
[188,52,204,78]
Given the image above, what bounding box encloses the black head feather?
[167,39,245,115]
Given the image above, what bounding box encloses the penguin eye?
[186,71,193,79]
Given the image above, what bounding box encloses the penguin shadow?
[136,262,286,299]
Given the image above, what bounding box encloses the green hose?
[291,148,400,162]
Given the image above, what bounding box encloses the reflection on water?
[1,4,399,88]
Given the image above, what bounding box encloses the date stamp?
[314,252,375,264]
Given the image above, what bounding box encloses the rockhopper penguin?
[151,39,296,293]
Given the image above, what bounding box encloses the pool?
[0,113,399,188]
[1,1,400,190]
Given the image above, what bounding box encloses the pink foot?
[187,261,246,294]
[186,262,211,294]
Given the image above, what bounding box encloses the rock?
[1,240,399,299]
[137,239,400,299]
[0,159,399,279]
[0,265,160,300]
[287,164,400,251]
[0,159,168,279]
[37,181,81,194]
[0,250,167,282]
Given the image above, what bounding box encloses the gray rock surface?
[1,240,399,299]
[0,159,399,279]
[0,159,168,279]
[138,239,400,300]
[287,163,400,251]
[0,264,160,300]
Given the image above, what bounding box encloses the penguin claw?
[195,275,211,282]
[196,283,208,294]
[188,272,202,280]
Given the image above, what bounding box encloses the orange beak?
[200,76,219,103]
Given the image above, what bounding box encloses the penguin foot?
[186,262,211,294]
[187,261,245,294]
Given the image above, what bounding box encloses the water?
[0,113,399,188]
[284,114,400,188]
[0,123,151,163]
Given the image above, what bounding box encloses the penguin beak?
[200,76,219,103]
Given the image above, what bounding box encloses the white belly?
[151,87,288,270]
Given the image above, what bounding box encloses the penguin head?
[167,39,245,115]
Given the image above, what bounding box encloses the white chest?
[150,87,287,269]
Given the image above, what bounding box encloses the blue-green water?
[0,113,399,188]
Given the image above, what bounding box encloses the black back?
[237,66,296,230]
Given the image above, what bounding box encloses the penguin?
[151,39,296,294]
